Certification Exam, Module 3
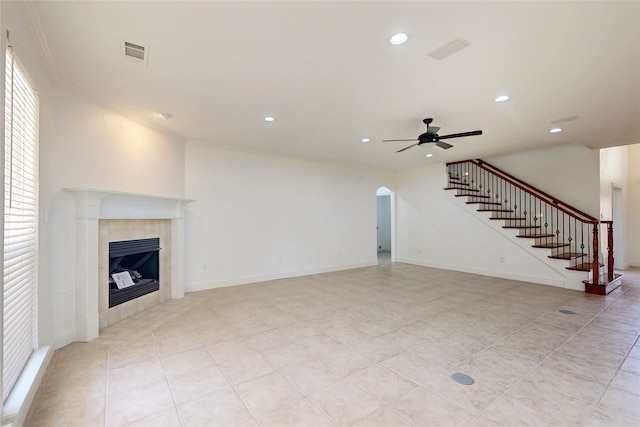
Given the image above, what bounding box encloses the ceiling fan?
[383,118,483,152]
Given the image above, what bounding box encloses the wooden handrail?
[474,159,598,222]
[446,159,598,223]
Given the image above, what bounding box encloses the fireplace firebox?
[109,237,160,308]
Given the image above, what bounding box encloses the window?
[2,45,39,402]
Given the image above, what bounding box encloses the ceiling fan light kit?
[382,118,483,153]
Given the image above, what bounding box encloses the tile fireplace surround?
[65,189,193,343]
[98,219,170,329]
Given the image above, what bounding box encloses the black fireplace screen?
[109,238,160,308]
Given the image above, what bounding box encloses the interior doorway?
[612,185,626,269]
[376,186,395,264]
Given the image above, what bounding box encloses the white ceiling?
[32,1,640,170]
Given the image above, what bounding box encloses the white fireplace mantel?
[65,188,194,342]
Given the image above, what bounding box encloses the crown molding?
[20,1,62,85]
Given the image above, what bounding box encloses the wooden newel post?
[592,223,600,282]
[607,222,614,281]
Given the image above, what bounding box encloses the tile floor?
[25,262,640,426]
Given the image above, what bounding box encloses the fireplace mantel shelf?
[64,187,194,203]
[64,188,195,220]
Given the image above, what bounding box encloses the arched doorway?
[376,186,395,264]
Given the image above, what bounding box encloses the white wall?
[42,88,185,197]
[485,144,601,217]
[40,89,186,348]
[184,143,394,291]
[626,145,640,266]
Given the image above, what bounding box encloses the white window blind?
[3,46,39,402]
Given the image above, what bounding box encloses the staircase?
[445,159,622,294]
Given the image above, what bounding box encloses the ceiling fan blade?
[435,141,453,149]
[396,143,418,153]
[438,130,483,140]
[428,126,440,134]
[382,139,418,142]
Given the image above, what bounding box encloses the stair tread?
[466,202,502,205]
[449,182,470,186]
[478,209,513,212]
[517,233,555,238]
[457,194,490,198]
[532,242,570,248]
[567,262,604,272]
[503,225,539,229]
[444,187,479,192]
[489,217,526,220]
[549,252,586,260]
[567,264,591,272]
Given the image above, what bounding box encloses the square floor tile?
[280,359,344,395]
[351,407,415,427]
[480,395,563,427]
[506,378,593,424]
[168,365,230,405]
[161,347,215,377]
[177,388,255,427]
[308,378,383,425]
[391,386,475,427]
[217,351,276,385]
[348,364,418,404]
[235,371,303,417]
[106,379,174,427]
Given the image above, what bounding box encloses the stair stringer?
[446,193,588,291]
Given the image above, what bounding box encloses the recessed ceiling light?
[158,112,173,120]
[361,138,370,143]
[550,128,562,133]
[264,116,275,122]
[390,33,409,45]
[495,95,510,102]
[425,153,433,158]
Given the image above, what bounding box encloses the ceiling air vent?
[123,41,148,66]
[427,38,470,61]
[551,115,580,125]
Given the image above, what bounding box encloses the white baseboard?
[396,257,569,288]
[1,346,54,427]
[52,331,75,350]
[185,261,378,293]
[626,260,640,269]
